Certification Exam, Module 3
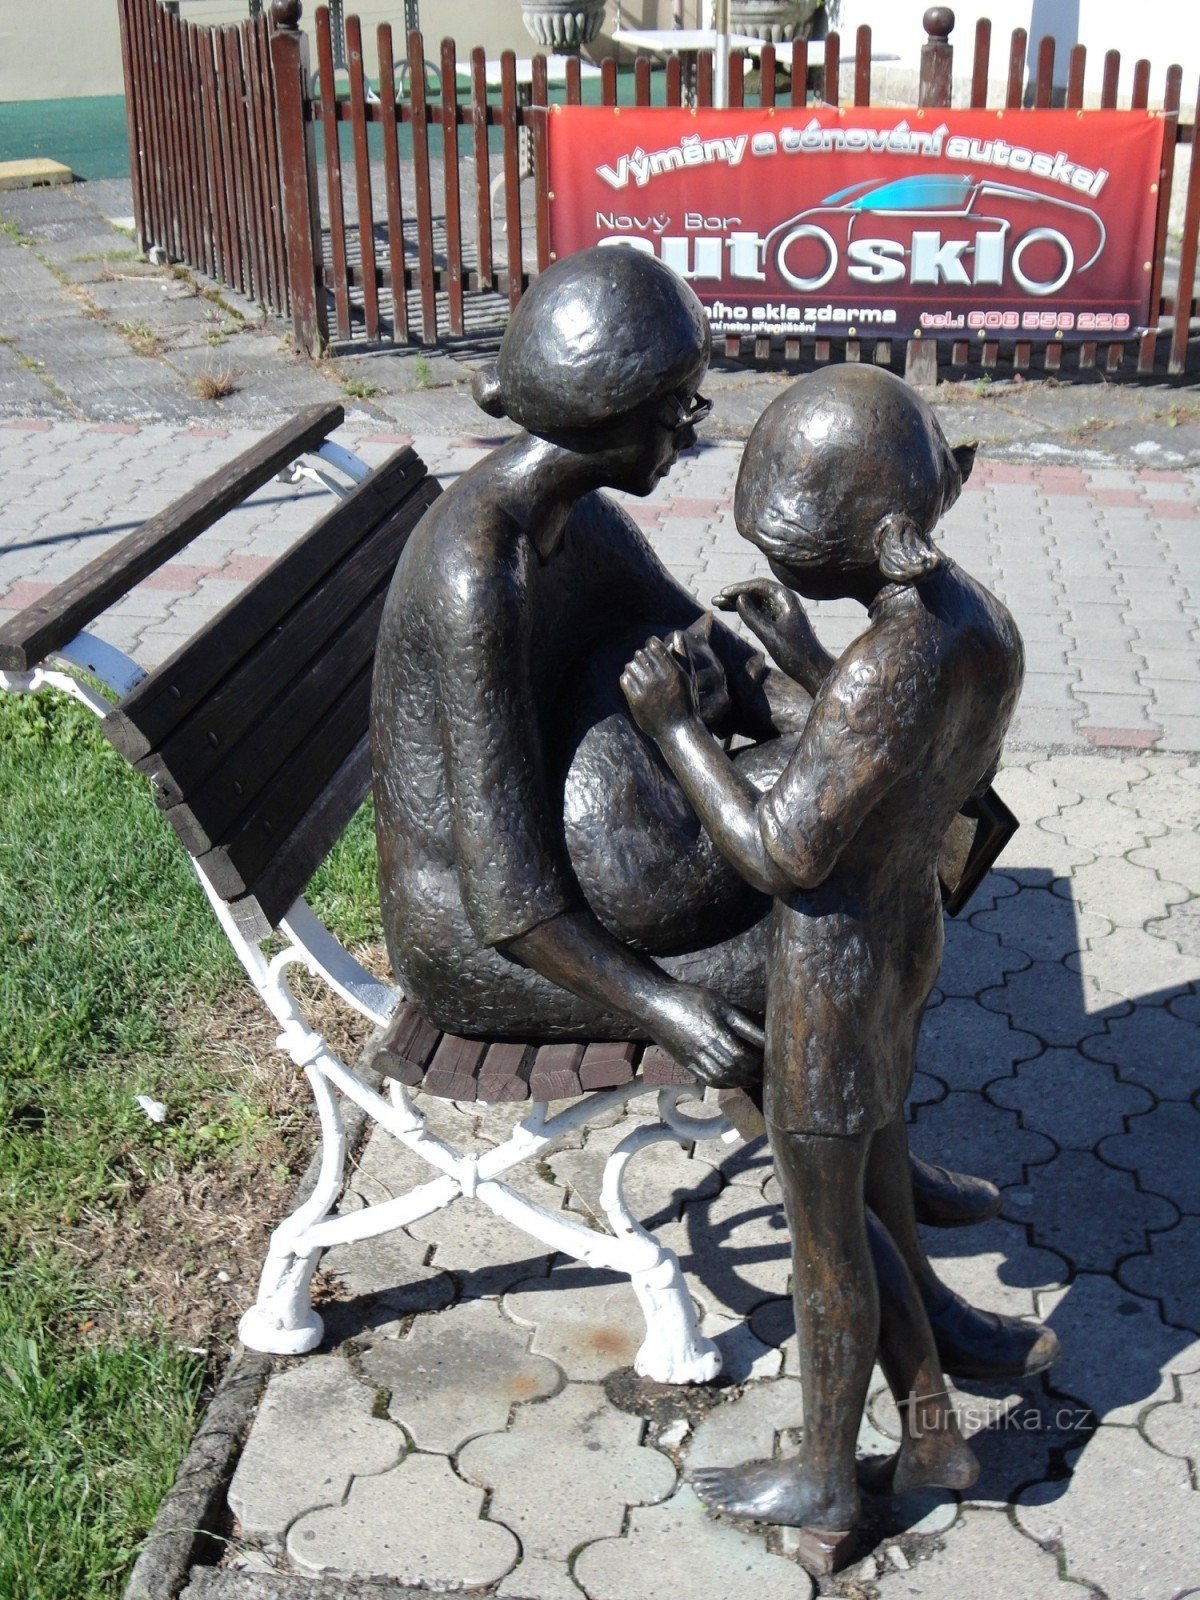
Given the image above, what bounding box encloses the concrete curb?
[124,1056,384,1600]
[124,1349,274,1600]
[179,1573,434,1599]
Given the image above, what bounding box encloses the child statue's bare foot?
[860,1427,979,1497]
[689,1454,859,1530]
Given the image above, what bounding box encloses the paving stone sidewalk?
[2,417,1193,1600]
[205,747,1199,1600]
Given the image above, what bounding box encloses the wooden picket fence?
[118,0,1200,378]
[118,0,292,318]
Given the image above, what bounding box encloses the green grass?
[0,688,381,1598]
[340,376,382,400]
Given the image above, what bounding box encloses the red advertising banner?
[547,107,1166,343]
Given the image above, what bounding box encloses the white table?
[612,27,766,106]
[611,28,767,57]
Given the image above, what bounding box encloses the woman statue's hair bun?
[472,361,506,418]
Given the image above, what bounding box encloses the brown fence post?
[908,8,954,386]
[919,6,954,108]
[269,0,327,356]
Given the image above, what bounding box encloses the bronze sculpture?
[369,246,1057,1392]
[622,364,1028,1565]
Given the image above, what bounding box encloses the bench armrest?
[0,402,345,671]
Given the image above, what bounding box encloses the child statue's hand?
[713,578,826,683]
[621,635,699,739]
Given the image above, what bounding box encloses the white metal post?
[713,0,730,108]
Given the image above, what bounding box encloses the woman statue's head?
[472,245,712,494]
[734,365,976,599]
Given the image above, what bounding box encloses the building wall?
[0,1,127,101]
[0,1,1193,114]
[839,0,1199,113]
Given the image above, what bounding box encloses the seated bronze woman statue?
[369,245,1057,1384]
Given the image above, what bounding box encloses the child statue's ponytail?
[875,512,945,585]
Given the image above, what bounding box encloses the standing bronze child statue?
[371,247,1057,1405]
[623,365,1027,1568]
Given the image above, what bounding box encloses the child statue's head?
[734,366,976,600]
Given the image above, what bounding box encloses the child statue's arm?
[714,579,835,696]
[622,635,795,898]
[624,636,921,897]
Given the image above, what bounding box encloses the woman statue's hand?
[670,617,732,731]
[645,982,765,1089]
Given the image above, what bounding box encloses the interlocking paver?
[1069,924,1199,1003]
[1099,1100,1200,1215]
[404,1185,557,1299]
[981,958,1131,1045]
[936,920,1033,999]
[1150,900,1200,956]
[227,1357,403,1544]
[654,1184,792,1321]
[698,1307,784,1381]
[1035,1273,1199,1425]
[318,1219,455,1344]
[573,1486,813,1600]
[1040,797,1165,855]
[1016,1423,1200,1600]
[873,1506,1068,1598]
[1081,1001,1200,1100]
[973,885,1111,963]
[1064,854,1191,929]
[685,1378,807,1469]
[993,820,1095,878]
[922,1214,1068,1321]
[359,1298,559,1451]
[286,1453,519,1586]
[987,1048,1153,1148]
[1024,1150,1180,1273]
[909,1092,1057,1190]
[1128,828,1200,888]
[503,1270,649,1380]
[995,761,1080,819]
[548,1119,721,1230]
[1141,1367,1200,1471]
[458,1383,676,1563]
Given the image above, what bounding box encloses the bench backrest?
[0,404,440,938]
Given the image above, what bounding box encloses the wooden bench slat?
[423,1034,488,1100]
[640,1045,694,1088]
[157,578,390,854]
[140,479,437,808]
[477,1041,532,1103]
[529,1042,586,1100]
[193,662,373,899]
[0,403,345,672]
[374,1003,443,1086]
[227,729,373,931]
[104,444,428,762]
[580,1041,639,1090]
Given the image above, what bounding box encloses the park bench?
[0,404,739,1386]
